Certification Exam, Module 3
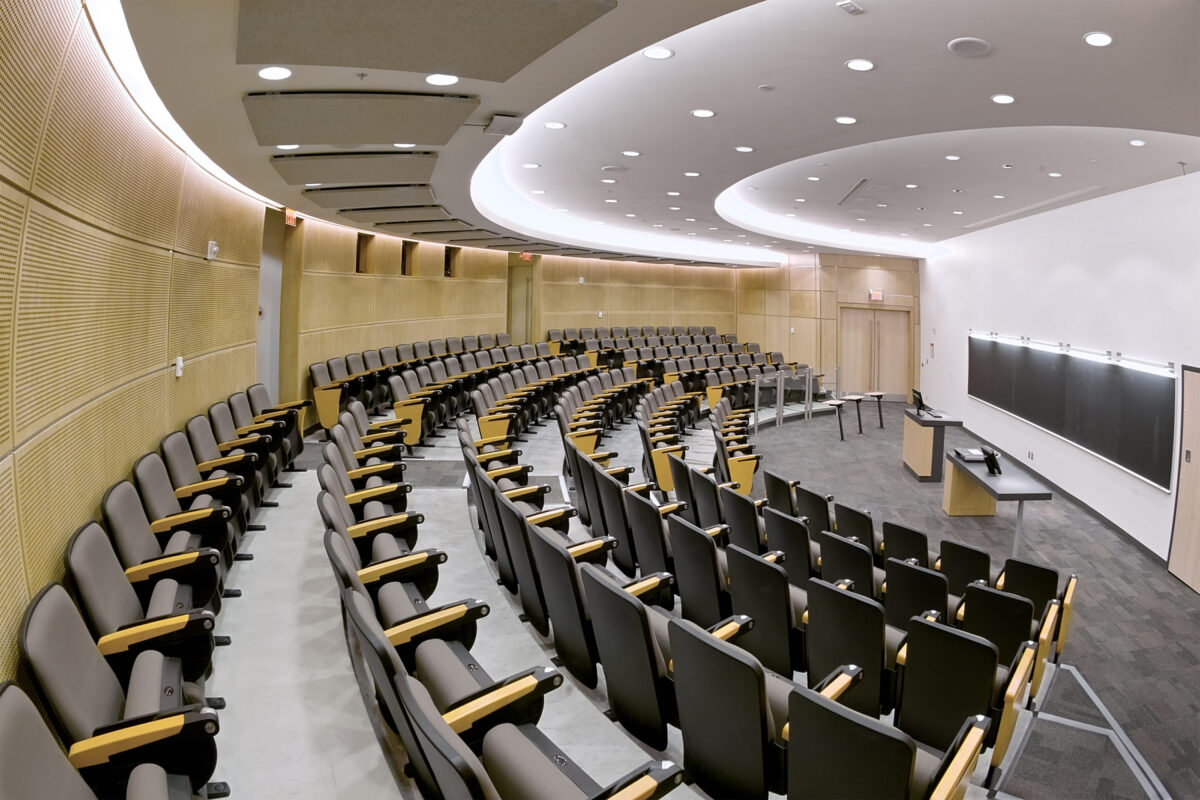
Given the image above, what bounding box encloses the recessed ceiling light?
[304,182,322,187]
[807,176,820,181]
[905,184,918,189]
[604,199,618,203]
[425,73,459,86]
[735,146,754,153]
[841,228,851,232]
[845,58,874,71]
[991,94,1015,104]
[394,143,415,148]
[923,223,933,227]
[683,171,700,177]
[1129,139,1146,147]
[531,190,546,194]
[669,206,681,211]
[708,227,719,230]
[1084,31,1113,47]
[737,234,747,238]
[953,210,964,215]
[945,155,961,161]
[724,239,733,242]
[625,213,637,218]
[691,109,716,118]
[556,208,568,213]
[876,203,888,207]
[601,179,616,184]
[258,66,292,80]
[643,45,674,59]
[1048,172,1063,178]
[521,163,540,169]
[653,223,664,227]
[900,233,910,236]
[785,213,797,217]
[623,150,641,157]
[685,217,696,222]
[687,232,697,236]
[276,144,299,150]
[667,191,680,196]
[993,194,1005,199]
[544,121,566,130]
[835,116,857,125]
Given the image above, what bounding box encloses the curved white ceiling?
[473,0,1200,261]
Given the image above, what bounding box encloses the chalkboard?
[967,337,1174,488]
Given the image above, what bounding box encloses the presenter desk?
[943,452,1052,557]
[902,408,963,482]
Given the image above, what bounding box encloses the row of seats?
[316,391,686,798]
[459,404,988,798]
[548,324,721,341]
[0,384,308,799]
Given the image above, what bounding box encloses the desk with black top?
[902,408,963,482]
[942,452,1052,556]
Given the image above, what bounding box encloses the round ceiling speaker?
[947,37,992,57]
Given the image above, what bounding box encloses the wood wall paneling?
[0,455,24,679]
[175,161,266,266]
[168,254,259,360]
[0,185,27,455]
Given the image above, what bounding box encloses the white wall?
[921,171,1200,559]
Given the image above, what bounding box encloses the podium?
[902,408,963,482]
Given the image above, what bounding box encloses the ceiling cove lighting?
[991,93,1015,104]
[845,58,874,71]
[643,45,674,59]
[258,66,291,80]
[691,109,716,118]
[835,116,857,124]
[425,73,459,86]
[1129,139,1146,147]
[544,121,566,130]
[1084,31,1113,47]
[993,194,1006,199]
[276,144,299,150]
[305,182,322,187]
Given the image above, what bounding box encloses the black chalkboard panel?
[967,337,1174,488]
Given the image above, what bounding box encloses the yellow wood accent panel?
[1170,369,1200,590]
[820,319,837,371]
[609,284,668,315]
[670,287,734,314]
[175,161,264,266]
[301,272,376,332]
[789,253,819,267]
[765,288,789,317]
[366,236,405,276]
[764,316,790,354]
[763,267,788,292]
[837,268,872,294]
[737,268,766,291]
[736,289,765,316]
[457,247,508,280]
[374,276,444,323]
[609,262,673,287]
[16,371,167,593]
[942,459,998,516]
[0,456,25,680]
[0,186,27,454]
[789,267,818,291]
[299,327,378,376]
[789,318,819,365]
[834,254,918,271]
[543,282,607,314]
[167,346,256,425]
[737,314,765,348]
[444,316,506,338]
[34,25,184,248]
[443,278,506,318]
[411,241,446,277]
[0,0,76,188]
[819,265,838,287]
[168,254,258,359]
[672,265,735,290]
[300,218,357,273]
[789,290,818,318]
[540,256,608,284]
[902,416,935,477]
[837,291,914,308]
[14,206,170,441]
[820,291,837,320]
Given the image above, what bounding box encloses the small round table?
[865,391,886,428]
[841,394,865,434]
[827,399,846,440]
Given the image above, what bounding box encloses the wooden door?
[839,307,874,394]
[874,309,912,400]
[1169,367,1200,592]
[508,263,532,344]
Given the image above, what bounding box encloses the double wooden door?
[839,307,911,399]
[1170,367,1200,593]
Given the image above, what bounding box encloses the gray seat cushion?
[162,530,201,556]
[413,639,487,709]
[370,533,409,563]
[126,762,195,800]
[910,742,944,798]
[146,578,186,618]
[376,582,419,627]
[482,723,588,800]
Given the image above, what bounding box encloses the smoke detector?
[836,0,865,14]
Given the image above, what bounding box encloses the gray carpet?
[751,402,1200,799]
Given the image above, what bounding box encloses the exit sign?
[519,252,533,261]
[869,289,883,301]
[284,208,298,226]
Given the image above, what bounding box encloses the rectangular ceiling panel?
[374,219,475,235]
[272,152,436,185]
[402,230,496,243]
[304,184,435,209]
[450,237,528,247]
[339,206,450,224]
[237,0,617,83]
[244,92,478,146]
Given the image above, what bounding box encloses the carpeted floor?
[750,401,1199,799]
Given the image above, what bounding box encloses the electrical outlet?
[578,276,585,284]
[790,326,795,334]
[206,240,219,260]
[175,356,184,378]
[597,311,603,318]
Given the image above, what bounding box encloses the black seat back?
[625,490,672,575]
[806,579,886,717]
[794,486,832,533]
[688,469,724,528]
[939,540,991,595]
[667,515,728,627]
[1001,558,1059,617]
[817,531,875,599]
[763,471,798,516]
[763,508,813,590]
[526,526,598,688]
[667,455,698,524]
[726,545,796,676]
[961,584,1034,665]
[721,487,764,554]
[495,495,551,636]
[881,521,930,567]
[883,557,949,629]
[594,469,638,577]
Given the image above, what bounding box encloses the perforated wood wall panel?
[0,0,76,188]
[34,24,184,248]
[442,279,506,319]
[374,277,444,323]
[14,206,170,441]
[301,219,357,273]
[0,186,26,455]
[302,273,377,332]
[168,254,259,360]
[176,162,264,265]
[15,371,168,594]
[167,346,257,425]
[0,456,25,680]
